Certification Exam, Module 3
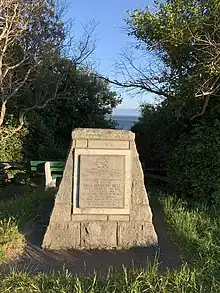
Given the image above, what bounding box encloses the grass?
[160,193,220,285]
[0,186,56,263]
[1,185,220,292]
[0,262,219,293]
[0,218,25,263]
[0,187,56,225]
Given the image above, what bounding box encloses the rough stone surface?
[72,128,135,141]
[76,139,88,148]
[42,128,158,250]
[81,222,117,249]
[72,215,108,221]
[43,222,80,250]
[88,140,129,149]
[108,215,130,221]
[118,222,157,248]
[49,203,72,222]
[54,148,74,203]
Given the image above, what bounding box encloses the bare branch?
[6,68,33,102]
[190,95,210,121]
[99,75,171,98]
[8,81,71,136]
[70,20,97,66]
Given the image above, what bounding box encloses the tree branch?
[5,68,33,102]
[190,95,210,121]
[99,75,172,98]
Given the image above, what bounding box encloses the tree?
[0,0,65,136]
[108,0,220,121]
[24,59,121,159]
[0,0,99,140]
[127,0,220,203]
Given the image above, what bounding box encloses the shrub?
[132,102,185,169]
[0,132,26,162]
[0,218,25,263]
[0,188,56,262]
[168,120,220,204]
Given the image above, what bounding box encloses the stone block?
[76,139,88,148]
[49,203,72,222]
[118,222,157,248]
[131,181,149,205]
[42,222,80,250]
[130,204,153,222]
[72,128,135,141]
[54,150,73,203]
[88,140,130,149]
[72,214,108,221]
[108,215,130,221]
[81,222,117,249]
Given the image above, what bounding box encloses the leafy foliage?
[132,102,185,169]
[129,0,220,203]
[168,121,220,203]
[0,1,120,162]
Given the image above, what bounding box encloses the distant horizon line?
[112,114,139,117]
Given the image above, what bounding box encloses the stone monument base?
[42,128,158,250]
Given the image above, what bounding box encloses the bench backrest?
[30,161,47,172]
[30,161,65,174]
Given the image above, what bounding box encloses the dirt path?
[0,188,182,276]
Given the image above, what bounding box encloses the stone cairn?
[43,128,158,250]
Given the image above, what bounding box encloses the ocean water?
[113,115,138,130]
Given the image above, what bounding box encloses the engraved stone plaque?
[79,155,125,208]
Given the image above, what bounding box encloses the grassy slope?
[0,186,220,292]
[0,187,56,263]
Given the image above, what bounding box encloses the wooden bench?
[0,161,65,189]
[30,161,65,189]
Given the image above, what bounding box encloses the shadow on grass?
[146,181,183,269]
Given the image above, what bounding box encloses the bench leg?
[45,162,53,190]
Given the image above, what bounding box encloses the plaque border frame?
[72,148,132,215]
[79,154,125,209]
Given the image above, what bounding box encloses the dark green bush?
[168,120,220,204]
[0,130,27,162]
[132,102,185,169]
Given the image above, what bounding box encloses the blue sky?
[65,0,154,113]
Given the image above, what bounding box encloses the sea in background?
[113,115,139,130]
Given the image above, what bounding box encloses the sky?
[65,0,154,114]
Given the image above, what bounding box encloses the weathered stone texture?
[72,214,108,221]
[49,203,71,222]
[76,139,88,148]
[108,215,130,221]
[88,140,129,149]
[42,128,157,250]
[118,222,157,248]
[43,222,80,250]
[54,148,73,203]
[81,222,117,249]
